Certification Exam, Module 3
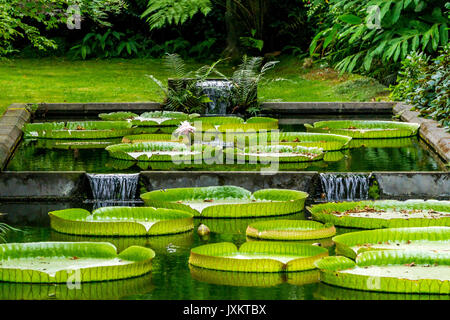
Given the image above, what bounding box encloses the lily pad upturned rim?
[49,207,194,236]
[23,121,134,140]
[0,242,154,283]
[189,241,329,273]
[332,226,450,259]
[314,250,450,294]
[305,120,420,139]
[308,200,450,229]
[140,185,309,218]
[105,142,221,162]
[226,145,324,163]
[246,220,336,240]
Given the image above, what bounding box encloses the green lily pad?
[140,186,308,218]
[333,226,450,259]
[246,220,336,241]
[227,145,324,163]
[49,207,194,236]
[309,200,450,229]
[189,241,328,272]
[23,121,135,139]
[315,250,450,294]
[305,120,420,138]
[0,242,154,283]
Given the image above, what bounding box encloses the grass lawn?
[0,56,390,114]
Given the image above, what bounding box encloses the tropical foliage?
[390,45,449,130]
[309,0,449,81]
[0,0,126,57]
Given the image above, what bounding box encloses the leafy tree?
[0,0,126,57]
[309,0,449,79]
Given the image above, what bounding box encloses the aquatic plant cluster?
[23,112,422,173]
[9,112,449,296]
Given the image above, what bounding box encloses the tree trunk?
[223,0,241,62]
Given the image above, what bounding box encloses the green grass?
[0,56,389,114]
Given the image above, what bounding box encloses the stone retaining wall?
[394,103,450,163]
[0,171,447,201]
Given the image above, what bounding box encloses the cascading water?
[319,173,370,202]
[196,80,233,114]
[87,173,140,208]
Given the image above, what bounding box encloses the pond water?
[1,202,446,300]
[6,133,445,173]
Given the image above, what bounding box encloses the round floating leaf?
[98,112,138,121]
[49,207,194,236]
[189,241,328,272]
[227,145,324,163]
[246,220,336,240]
[0,242,154,283]
[309,200,450,229]
[105,142,220,162]
[141,186,308,218]
[36,139,121,150]
[50,229,194,254]
[315,250,450,294]
[305,121,420,138]
[333,227,450,259]
[348,137,415,149]
[121,134,183,144]
[193,116,278,132]
[23,121,135,139]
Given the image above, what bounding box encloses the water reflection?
[314,283,450,300]
[0,274,153,300]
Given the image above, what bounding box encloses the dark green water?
[6,136,445,172]
[1,203,447,300]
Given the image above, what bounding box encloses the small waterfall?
[87,173,140,209]
[196,80,233,114]
[319,173,370,202]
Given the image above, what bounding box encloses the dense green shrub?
[0,0,126,57]
[309,0,449,81]
[391,45,449,130]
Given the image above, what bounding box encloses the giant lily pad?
[98,112,139,121]
[49,207,194,236]
[23,121,135,139]
[131,111,199,127]
[0,242,154,283]
[315,250,450,294]
[193,116,278,132]
[105,142,220,162]
[189,241,328,272]
[121,134,183,144]
[333,226,450,259]
[50,229,194,254]
[36,139,121,150]
[246,220,336,241]
[227,145,324,163]
[348,137,415,149]
[309,200,450,229]
[140,186,308,218]
[305,120,420,138]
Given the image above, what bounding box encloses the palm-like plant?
[0,222,14,243]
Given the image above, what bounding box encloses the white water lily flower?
[174,121,196,137]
